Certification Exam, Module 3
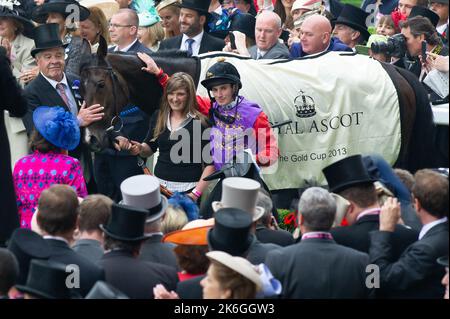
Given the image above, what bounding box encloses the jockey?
[131,52,279,171]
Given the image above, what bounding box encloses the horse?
[78,37,437,211]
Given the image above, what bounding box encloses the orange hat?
[163,219,214,246]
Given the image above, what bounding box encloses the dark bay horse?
[79,38,437,210]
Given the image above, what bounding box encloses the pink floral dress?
[13,151,88,229]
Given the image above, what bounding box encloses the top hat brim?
[207,228,254,256]
[145,195,169,223]
[201,75,242,90]
[330,178,376,194]
[15,284,62,299]
[179,3,209,16]
[32,3,90,24]
[99,224,152,242]
[211,201,265,222]
[335,18,370,41]
[31,42,69,58]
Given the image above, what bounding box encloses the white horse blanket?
[198,51,401,190]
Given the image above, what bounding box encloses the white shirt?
[180,31,204,56]
[419,217,448,240]
[114,39,138,52]
[41,72,78,116]
[437,21,448,35]
[256,48,268,59]
[43,235,70,245]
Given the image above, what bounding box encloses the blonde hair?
[140,22,165,49]
[153,72,208,139]
[159,4,181,39]
[87,6,111,44]
[161,205,189,234]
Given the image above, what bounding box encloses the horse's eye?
[97,81,105,89]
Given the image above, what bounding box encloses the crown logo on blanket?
[0,0,21,10]
[294,90,316,118]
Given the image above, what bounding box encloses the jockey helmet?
[201,61,242,91]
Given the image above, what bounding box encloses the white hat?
[79,0,120,21]
[291,0,321,13]
[206,251,262,291]
[120,175,168,223]
[212,177,265,222]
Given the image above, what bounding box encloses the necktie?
[56,83,75,114]
[185,38,195,56]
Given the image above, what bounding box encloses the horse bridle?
[83,59,128,134]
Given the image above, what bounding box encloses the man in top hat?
[332,4,370,50]
[36,185,105,297]
[430,0,449,39]
[16,259,75,299]
[119,175,178,270]
[22,23,104,139]
[266,187,372,299]
[99,202,178,299]
[248,10,290,59]
[369,169,449,298]
[211,177,281,264]
[323,155,418,276]
[7,228,51,298]
[158,0,225,55]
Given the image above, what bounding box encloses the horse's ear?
[97,36,108,59]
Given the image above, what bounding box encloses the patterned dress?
[13,151,87,229]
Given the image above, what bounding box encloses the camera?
[371,33,407,58]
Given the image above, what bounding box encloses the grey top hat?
[120,175,168,223]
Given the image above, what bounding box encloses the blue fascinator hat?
[33,106,80,151]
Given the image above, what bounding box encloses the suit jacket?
[331,214,418,260]
[45,238,105,297]
[139,234,179,270]
[246,236,281,265]
[108,40,154,55]
[249,42,290,60]
[99,249,179,299]
[0,53,27,245]
[72,239,104,264]
[159,33,225,54]
[369,221,449,299]
[176,275,204,299]
[265,237,371,299]
[255,226,294,247]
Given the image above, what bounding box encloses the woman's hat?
[156,0,181,12]
[0,1,35,38]
[7,228,51,286]
[291,0,322,13]
[120,175,168,223]
[31,0,90,24]
[322,154,376,193]
[16,259,74,299]
[212,177,264,222]
[207,207,254,256]
[334,4,370,41]
[206,250,262,291]
[163,218,214,245]
[32,106,80,151]
[79,0,120,21]
[100,203,152,241]
[138,8,161,27]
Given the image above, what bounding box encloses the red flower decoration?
[391,9,407,32]
[284,212,298,228]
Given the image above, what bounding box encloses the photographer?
[0,47,28,246]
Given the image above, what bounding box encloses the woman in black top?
[122,72,214,202]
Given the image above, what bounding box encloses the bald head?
[255,11,283,51]
[300,14,332,55]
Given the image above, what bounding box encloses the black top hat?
[201,61,242,90]
[7,228,51,285]
[31,23,68,57]
[85,281,129,299]
[409,6,440,28]
[0,2,35,39]
[31,0,90,24]
[207,207,253,256]
[322,154,376,193]
[231,13,256,40]
[100,203,151,242]
[180,0,210,15]
[335,4,370,41]
[16,259,73,299]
